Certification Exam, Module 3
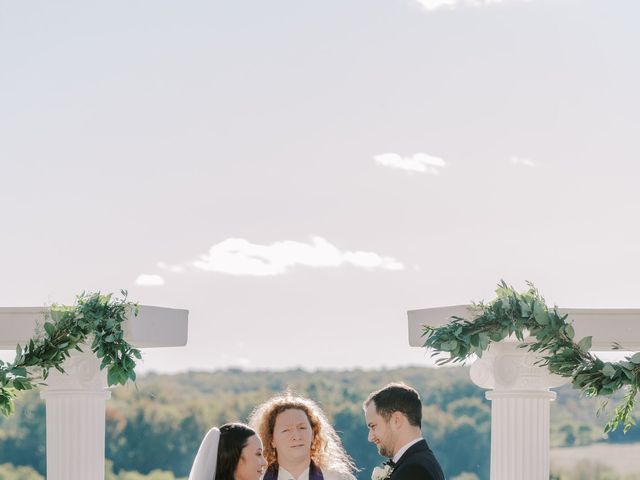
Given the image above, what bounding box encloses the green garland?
[422,281,640,433]
[0,291,141,416]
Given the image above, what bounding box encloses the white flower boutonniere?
[371,464,394,480]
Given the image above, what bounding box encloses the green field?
[551,442,640,475]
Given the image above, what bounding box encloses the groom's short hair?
[364,383,422,428]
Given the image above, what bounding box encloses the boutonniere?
[371,462,394,480]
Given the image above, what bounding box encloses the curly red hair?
[248,393,355,478]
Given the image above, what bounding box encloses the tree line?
[0,366,631,480]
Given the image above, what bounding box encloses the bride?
[189,423,267,480]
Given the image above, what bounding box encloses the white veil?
[189,427,220,480]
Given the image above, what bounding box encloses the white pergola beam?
[407,306,640,351]
[0,305,188,350]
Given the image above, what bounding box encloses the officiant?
[249,393,356,480]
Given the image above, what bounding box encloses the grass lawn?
[551,443,640,474]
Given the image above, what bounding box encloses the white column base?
[40,348,110,480]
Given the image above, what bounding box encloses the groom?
[364,383,445,480]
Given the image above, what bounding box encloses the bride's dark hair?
[215,423,256,480]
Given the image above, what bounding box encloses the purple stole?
[263,461,324,480]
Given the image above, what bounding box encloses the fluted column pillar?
[470,341,568,480]
[40,347,110,480]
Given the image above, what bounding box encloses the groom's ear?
[390,411,404,429]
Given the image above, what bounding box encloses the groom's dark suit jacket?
[389,439,445,480]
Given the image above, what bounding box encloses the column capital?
[40,347,110,398]
[469,340,568,392]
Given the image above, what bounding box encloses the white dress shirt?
[392,436,424,464]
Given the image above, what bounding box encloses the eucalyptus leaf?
[578,336,593,353]
[107,366,120,386]
[564,324,575,340]
[43,322,56,337]
[10,367,27,378]
[533,302,548,325]
[602,364,616,378]
[519,300,531,317]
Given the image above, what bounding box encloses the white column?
[470,341,567,480]
[40,348,110,480]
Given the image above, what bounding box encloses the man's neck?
[279,458,310,479]
[392,429,423,457]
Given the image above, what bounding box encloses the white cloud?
[157,261,186,273]
[416,0,512,12]
[219,352,251,368]
[510,156,539,168]
[192,236,404,276]
[374,152,447,175]
[417,0,458,10]
[135,274,165,286]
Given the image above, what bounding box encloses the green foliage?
[106,460,186,480]
[451,474,480,480]
[423,281,640,433]
[5,366,632,480]
[0,463,44,480]
[0,396,46,473]
[0,291,141,417]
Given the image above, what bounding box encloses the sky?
[1,0,639,373]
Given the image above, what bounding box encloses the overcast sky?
[1,0,639,373]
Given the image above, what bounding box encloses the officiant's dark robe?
[389,439,445,480]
